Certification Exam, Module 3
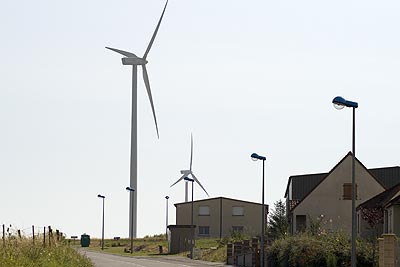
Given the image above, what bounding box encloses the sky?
[1,0,400,239]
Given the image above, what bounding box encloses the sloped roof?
[285,152,400,211]
[369,166,400,189]
[357,182,400,209]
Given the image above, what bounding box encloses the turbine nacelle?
[122,57,148,66]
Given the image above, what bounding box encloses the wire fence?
[1,224,65,248]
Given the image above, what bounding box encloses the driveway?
[82,250,231,267]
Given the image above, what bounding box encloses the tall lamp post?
[165,196,169,241]
[126,187,135,254]
[184,177,195,259]
[332,96,358,267]
[251,153,266,267]
[97,194,105,250]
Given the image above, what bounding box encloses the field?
[0,238,94,267]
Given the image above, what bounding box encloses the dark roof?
[369,166,400,189]
[284,173,327,199]
[285,152,400,211]
[358,183,400,210]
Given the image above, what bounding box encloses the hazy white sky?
[1,0,400,238]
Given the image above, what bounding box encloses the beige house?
[285,152,400,235]
[174,197,268,239]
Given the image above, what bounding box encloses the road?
[83,251,230,267]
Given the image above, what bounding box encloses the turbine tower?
[106,0,168,238]
[171,134,210,201]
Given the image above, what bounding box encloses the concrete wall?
[292,156,385,234]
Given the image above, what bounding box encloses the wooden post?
[48,226,52,247]
[32,225,35,245]
[227,243,233,264]
[252,237,259,267]
[2,224,4,247]
[43,227,46,248]
[17,230,21,239]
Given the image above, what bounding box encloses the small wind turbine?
[171,134,210,202]
[106,0,168,238]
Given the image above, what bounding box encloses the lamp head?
[251,153,266,161]
[97,194,105,199]
[332,96,358,109]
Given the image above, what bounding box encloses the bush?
[267,233,376,267]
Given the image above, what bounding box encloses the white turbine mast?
[171,134,210,202]
[106,0,168,238]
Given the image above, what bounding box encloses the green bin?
[80,234,90,247]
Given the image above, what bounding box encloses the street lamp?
[251,153,266,267]
[184,177,195,259]
[332,96,358,267]
[126,187,135,254]
[97,194,105,250]
[165,196,169,242]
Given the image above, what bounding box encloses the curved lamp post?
[97,194,105,250]
[184,177,195,259]
[251,153,266,267]
[332,96,358,267]
[126,187,135,254]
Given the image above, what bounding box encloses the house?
[357,182,400,238]
[173,197,268,239]
[285,152,400,235]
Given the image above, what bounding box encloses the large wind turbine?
[171,134,210,202]
[106,0,168,238]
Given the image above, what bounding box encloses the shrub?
[267,233,376,267]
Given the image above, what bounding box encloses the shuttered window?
[343,183,358,200]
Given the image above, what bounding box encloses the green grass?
[81,235,227,262]
[0,238,94,267]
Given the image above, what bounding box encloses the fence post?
[32,225,35,245]
[43,227,46,248]
[252,237,259,267]
[227,243,233,265]
[2,224,4,247]
[48,226,52,247]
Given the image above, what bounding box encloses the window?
[199,226,210,236]
[232,226,244,233]
[388,210,393,233]
[343,183,358,200]
[198,206,210,216]
[296,215,306,232]
[232,206,244,216]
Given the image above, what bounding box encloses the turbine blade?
[170,174,187,187]
[143,0,168,59]
[105,47,138,58]
[191,173,209,197]
[142,65,159,139]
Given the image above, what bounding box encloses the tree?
[268,199,289,240]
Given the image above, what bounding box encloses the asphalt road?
[83,251,230,267]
